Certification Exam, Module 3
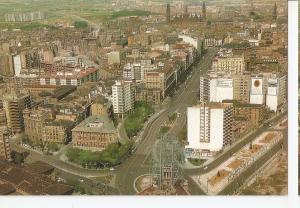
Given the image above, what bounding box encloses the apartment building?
[199,74,233,103]
[23,107,73,145]
[232,73,251,104]
[186,103,233,158]
[2,92,32,134]
[212,49,245,74]
[266,75,287,112]
[112,80,135,116]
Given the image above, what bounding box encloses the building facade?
[0,127,11,161]
[112,81,135,116]
[72,115,118,151]
[186,103,233,158]
[2,93,32,134]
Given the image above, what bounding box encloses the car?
[78,179,84,183]
[110,167,115,171]
[203,166,208,170]
[57,177,66,183]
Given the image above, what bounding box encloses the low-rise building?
[90,97,113,118]
[212,48,245,74]
[23,107,73,145]
[72,115,118,151]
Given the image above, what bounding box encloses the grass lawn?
[66,141,133,168]
[188,158,207,166]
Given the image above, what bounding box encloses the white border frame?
[0,1,298,208]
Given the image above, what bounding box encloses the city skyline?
[0,0,288,197]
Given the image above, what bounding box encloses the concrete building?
[232,74,251,104]
[23,107,73,145]
[144,63,176,99]
[212,49,245,74]
[186,103,233,158]
[112,81,135,116]
[23,108,49,144]
[0,107,7,127]
[250,74,264,105]
[0,54,14,76]
[199,74,233,103]
[43,120,73,145]
[123,63,143,81]
[178,34,202,52]
[72,115,118,151]
[0,127,11,161]
[233,103,265,127]
[39,67,99,86]
[2,92,32,134]
[266,75,287,112]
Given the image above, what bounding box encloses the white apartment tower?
[186,103,233,158]
[266,75,287,112]
[112,81,135,116]
[250,75,264,105]
[199,75,234,103]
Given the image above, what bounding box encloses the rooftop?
[72,115,117,134]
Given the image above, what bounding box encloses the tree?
[12,152,24,165]
[47,143,59,152]
[73,21,88,29]
[207,20,212,27]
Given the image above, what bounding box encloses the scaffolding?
[150,133,185,191]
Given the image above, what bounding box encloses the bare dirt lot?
[240,151,287,195]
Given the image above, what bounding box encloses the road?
[9,49,217,195]
[219,139,284,195]
[114,49,218,195]
[184,114,287,195]
[10,47,286,195]
[185,112,287,176]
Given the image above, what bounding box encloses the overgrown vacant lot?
[240,151,288,195]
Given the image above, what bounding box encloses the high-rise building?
[199,74,234,103]
[249,75,264,105]
[186,103,233,158]
[123,63,143,81]
[166,3,171,23]
[112,80,135,116]
[232,74,251,104]
[0,127,11,161]
[266,75,287,112]
[2,92,32,134]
